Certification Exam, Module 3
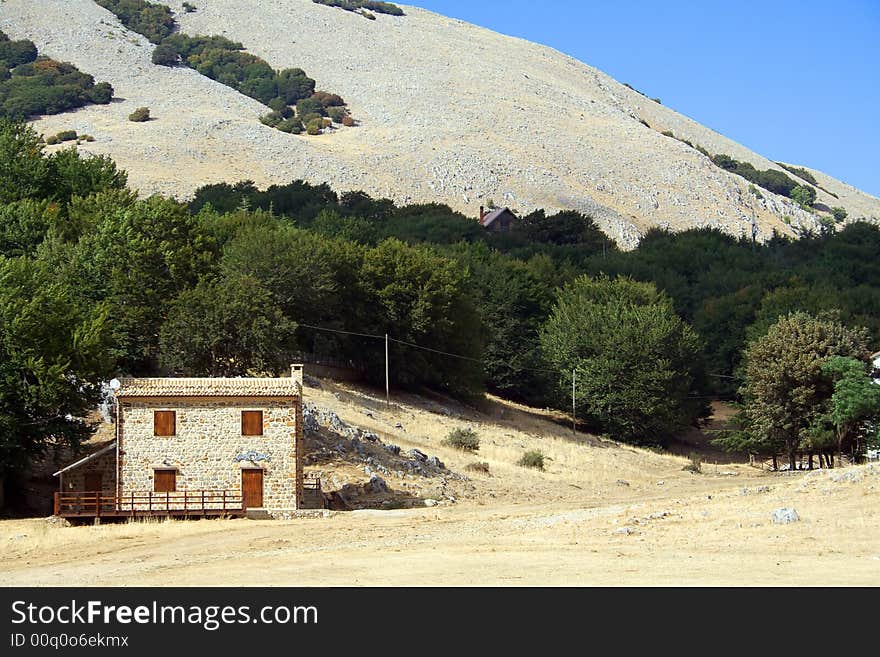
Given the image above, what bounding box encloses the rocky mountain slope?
[2,0,878,247]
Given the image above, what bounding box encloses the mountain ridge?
[2,0,878,247]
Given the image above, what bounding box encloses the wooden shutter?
[154,410,176,436]
[154,469,176,493]
[241,410,263,436]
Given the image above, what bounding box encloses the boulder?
[771,507,799,524]
[369,474,388,493]
[409,448,427,462]
[427,456,444,469]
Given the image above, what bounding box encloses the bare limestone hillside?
[2,0,879,247]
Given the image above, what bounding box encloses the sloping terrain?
[2,376,879,586]
[2,0,879,247]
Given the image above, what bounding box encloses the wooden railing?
[54,490,243,517]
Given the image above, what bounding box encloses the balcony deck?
[54,490,245,519]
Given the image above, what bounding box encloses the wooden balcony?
[54,490,244,519]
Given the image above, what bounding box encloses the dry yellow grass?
[2,378,878,586]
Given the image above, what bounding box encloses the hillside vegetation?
[0,30,112,119]
[3,0,878,246]
[94,0,352,135]
[1,120,878,500]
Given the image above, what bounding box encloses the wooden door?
[84,472,102,493]
[241,469,263,509]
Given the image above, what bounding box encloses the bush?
[831,207,848,223]
[151,43,179,66]
[312,0,405,17]
[87,81,114,104]
[182,1,196,11]
[45,134,59,145]
[0,37,113,120]
[661,130,674,137]
[518,450,544,470]
[465,461,490,474]
[341,115,356,127]
[312,90,345,107]
[56,130,77,142]
[327,106,348,123]
[305,118,324,135]
[442,427,480,452]
[128,107,150,122]
[791,184,817,208]
[95,0,176,44]
[682,452,702,473]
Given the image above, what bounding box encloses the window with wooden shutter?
[242,410,263,436]
[153,469,176,492]
[154,410,176,436]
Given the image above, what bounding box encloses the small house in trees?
[478,206,518,232]
[52,366,312,519]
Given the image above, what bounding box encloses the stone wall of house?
[118,396,301,511]
[60,449,117,497]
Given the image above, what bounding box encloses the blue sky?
[412,1,880,198]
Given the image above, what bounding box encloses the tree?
[817,356,880,461]
[0,256,112,496]
[159,274,296,376]
[0,119,49,203]
[791,184,817,208]
[726,312,870,469]
[540,275,706,445]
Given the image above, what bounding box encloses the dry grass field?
[2,379,879,586]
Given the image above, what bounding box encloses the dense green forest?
[1,118,878,489]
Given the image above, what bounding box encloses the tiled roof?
[115,377,301,398]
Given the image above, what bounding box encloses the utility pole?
[571,368,576,435]
[385,333,390,406]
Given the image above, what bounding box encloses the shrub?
[305,118,323,135]
[182,1,196,11]
[277,117,303,134]
[682,452,702,473]
[56,130,77,142]
[360,10,376,19]
[791,184,817,208]
[312,0,405,17]
[777,162,817,186]
[94,0,176,44]
[831,207,848,223]
[638,118,650,128]
[661,130,674,137]
[341,115,356,127]
[518,450,544,470]
[322,118,332,128]
[327,106,348,123]
[87,81,114,104]
[128,107,150,122]
[466,461,490,474]
[151,43,179,66]
[259,111,283,127]
[651,97,662,104]
[748,184,764,200]
[45,134,59,145]
[694,144,709,156]
[442,427,480,452]
[312,91,345,107]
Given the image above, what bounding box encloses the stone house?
[53,367,305,519]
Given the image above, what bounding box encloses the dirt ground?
[2,380,879,586]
